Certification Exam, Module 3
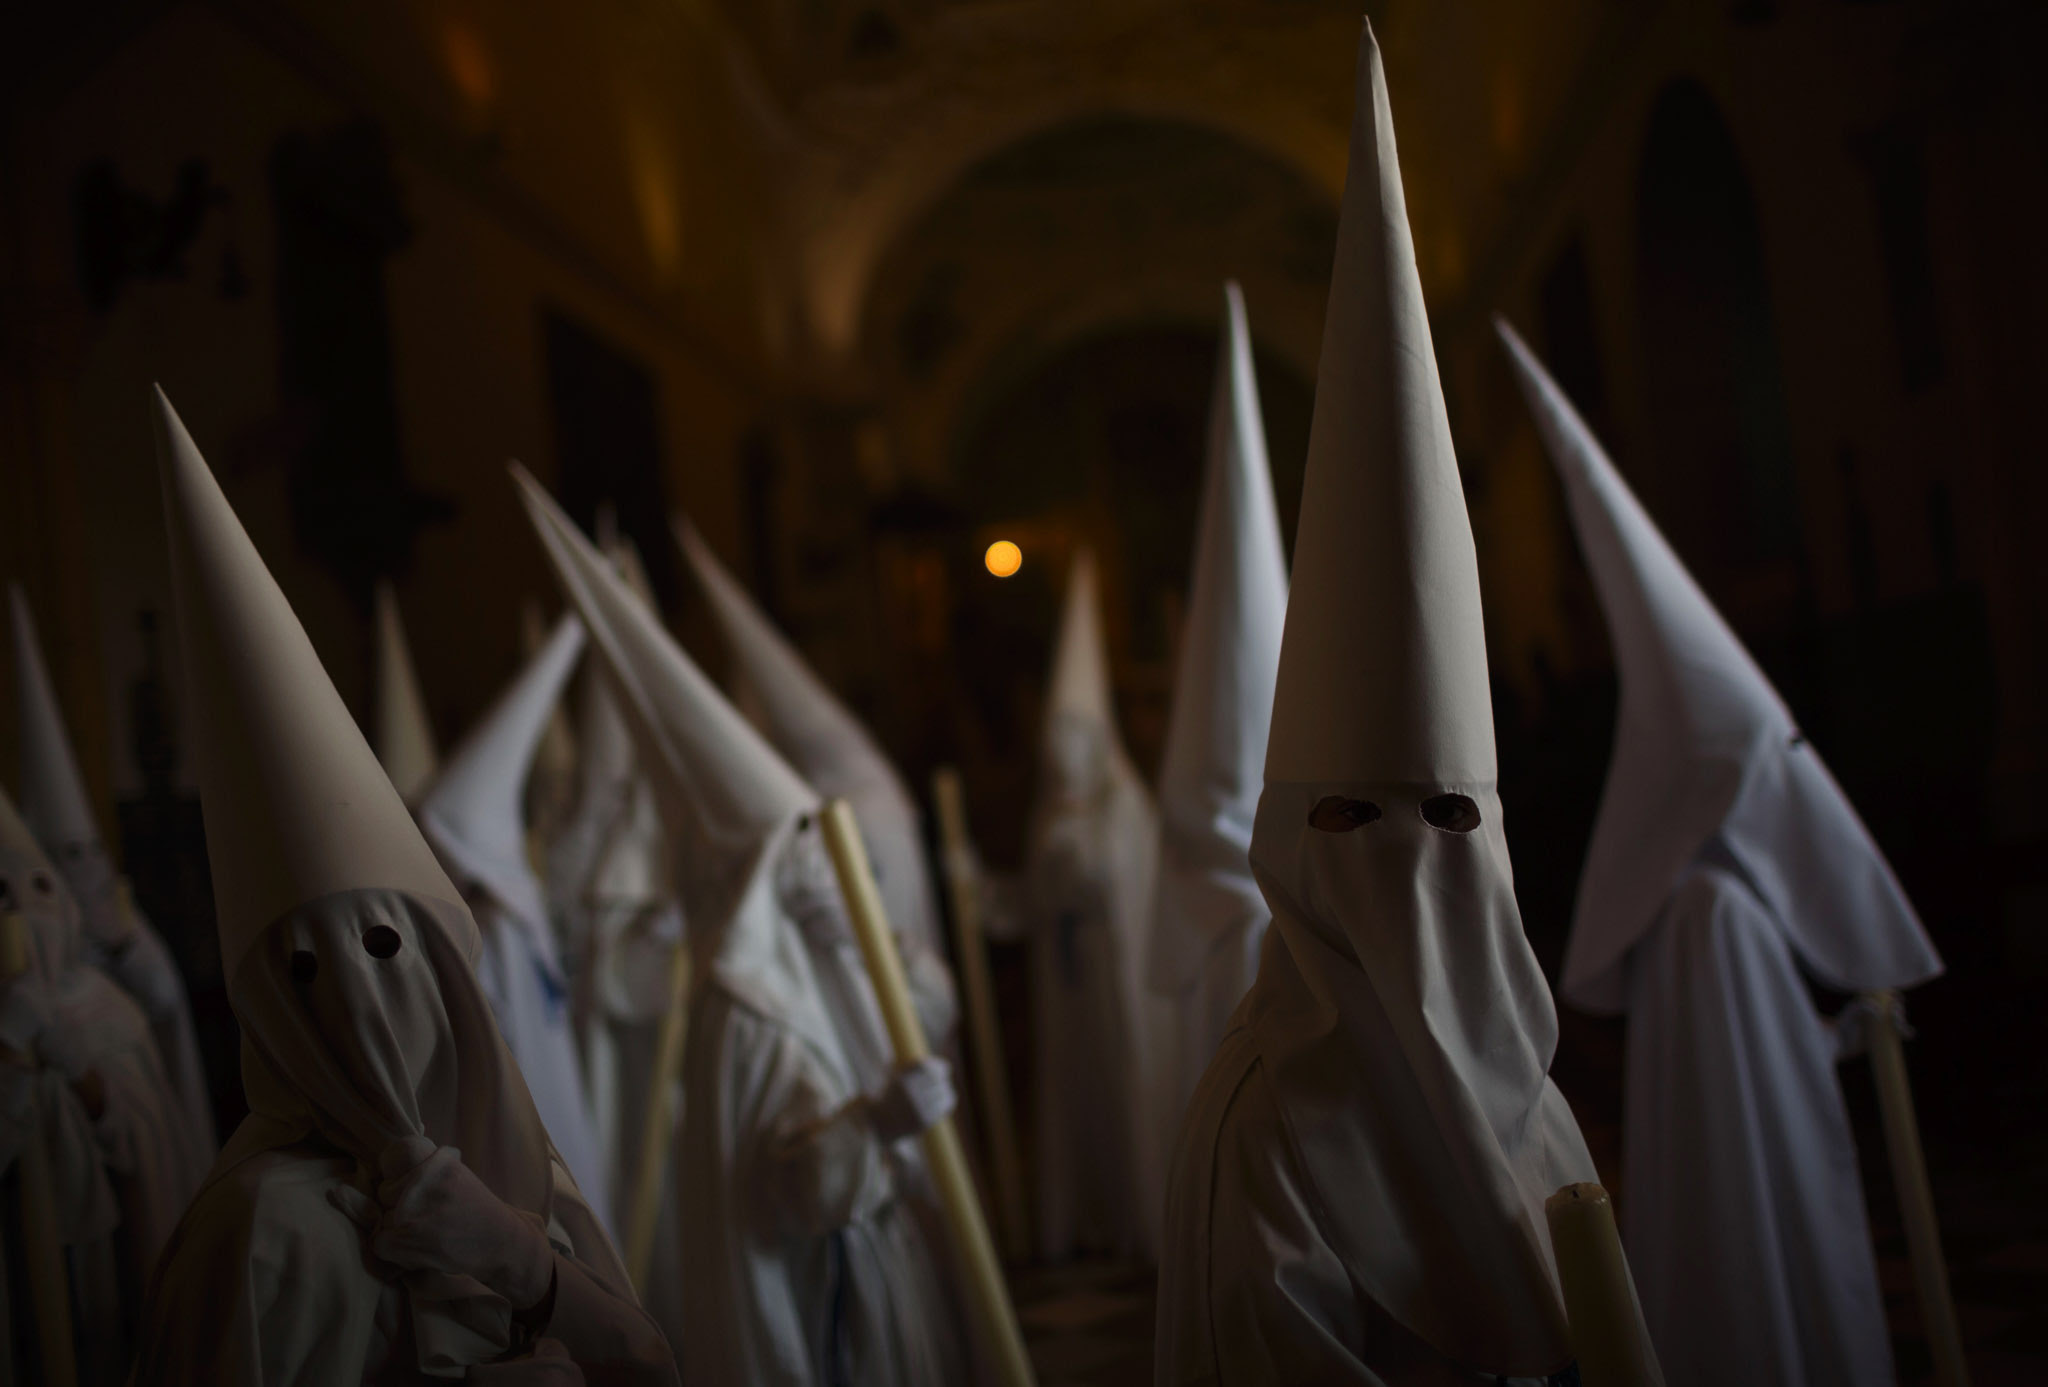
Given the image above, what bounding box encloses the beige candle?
[930,766,1031,1261]
[1544,1182,1664,1387]
[623,939,692,1292]
[822,798,1038,1387]
[1862,990,1971,1387]
[2,910,78,1387]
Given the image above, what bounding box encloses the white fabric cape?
[1027,549,1166,1261]
[419,615,614,1232]
[1155,23,1594,1382]
[1146,282,1288,1134]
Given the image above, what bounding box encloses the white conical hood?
[1263,50,1493,786]
[1149,283,1289,991]
[0,779,83,976]
[1217,26,1594,1377]
[675,515,942,947]
[1045,550,1125,747]
[419,615,586,970]
[522,597,580,823]
[9,584,125,940]
[1496,321,1942,1009]
[152,387,469,974]
[374,580,439,802]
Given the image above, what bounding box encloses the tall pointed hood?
[1044,550,1130,757]
[152,387,468,973]
[1220,24,1593,1377]
[0,779,84,976]
[9,584,126,941]
[1149,283,1289,991]
[419,615,586,970]
[1495,320,1941,1009]
[511,465,839,1058]
[374,580,439,802]
[675,515,942,948]
[521,597,580,831]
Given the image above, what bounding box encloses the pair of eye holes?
[0,870,60,912]
[1309,794,1482,834]
[289,925,403,984]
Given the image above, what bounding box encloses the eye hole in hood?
[363,925,403,959]
[1419,794,1480,834]
[1309,796,1382,832]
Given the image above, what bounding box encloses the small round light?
[984,540,1022,578]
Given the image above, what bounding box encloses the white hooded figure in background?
[375,579,440,805]
[521,597,581,862]
[419,614,614,1234]
[516,468,963,1387]
[135,391,673,1386]
[1028,550,1166,1261]
[1154,23,1597,1384]
[11,582,218,1153]
[1499,322,1943,1387]
[1,782,204,1385]
[1146,282,1289,1137]
[676,516,949,959]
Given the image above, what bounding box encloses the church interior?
[3,1,2045,1383]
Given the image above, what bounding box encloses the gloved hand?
[867,1056,956,1143]
[0,975,91,1080]
[467,1338,584,1384]
[329,1139,555,1311]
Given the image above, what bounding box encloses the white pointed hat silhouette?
[1044,549,1131,756]
[418,615,585,971]
[1151,283,1289,982]
[1495,321,1941,1008]
[374,580,439,802]
[675,515,941,945]
[8,586,117,905]
[152,387,468,973]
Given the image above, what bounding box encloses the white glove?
[0,976,90,1080]
[867,1057,956,1143]
[328,1139,555,1310]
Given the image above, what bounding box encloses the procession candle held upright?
[820,798,1039,1387]
[1544,1182,1664,1387]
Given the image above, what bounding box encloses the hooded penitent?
[1146,281,1288,1129]
[10,583,216,1153]
[1153,23,1595,1383]
[418,615,613,1231]
[515,467,961,1386]
[136,391,665,1385]
[1028,549,1166,1260]
[1499,320,1939,1385]
[521,596,580,858]
[374,579,440,803]
[676,515,945,954]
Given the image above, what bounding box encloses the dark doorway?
[541,309,676,612]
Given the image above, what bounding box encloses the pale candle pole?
[930,766,1030,1261]
[1,911,77,1387]
[1544,1182,1664,1387]
[1861,990,1970,1387]
[821,798,1038,1387]
[623,940,692,1292]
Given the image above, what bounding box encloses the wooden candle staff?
[821,798,1037,1387]
[1862,990,1970,1387]
[1545,1182,1663,1387]
[1,911,77,1387]
[623,939,692,1292]
[930,767,1030,1261]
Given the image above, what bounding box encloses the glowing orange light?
[984,541,1022,578]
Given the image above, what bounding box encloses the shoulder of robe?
[164,1146,380,1299]
[1665,862,1776,945]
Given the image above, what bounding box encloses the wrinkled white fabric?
[1157,23,1595,1381]
[1147,282,1288,1133]
[1621,862,1892,1387]
[1494,323,1941,1012]
[1030,552,1167,1261]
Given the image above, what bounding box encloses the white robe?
[678,987,957,1387]
[99,917,218,1152]
[1621,862,1892,1386]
